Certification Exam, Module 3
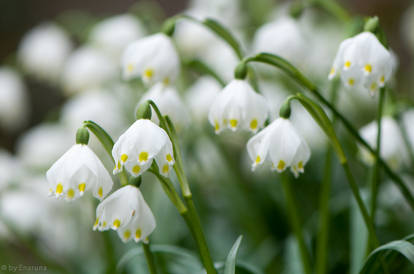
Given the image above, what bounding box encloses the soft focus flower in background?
[0,67,29,132]
[122,33,180,85]
[359,116,409,170]
[89,14,146,61]
[18,23,72,83]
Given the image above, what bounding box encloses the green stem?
[242,53,414,211]
[310,0,351,23]
[143,242,157,274]
[369,87,385,234]
[184,59,226,87]
[316,148,333,274]
[342,161,379,249]
[316,78,339,274]
[280,173,312,274]
[182,197,217,274]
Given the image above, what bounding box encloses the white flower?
[122,33,180,85]
[252,17,307,66]
[18,23,72,82]
[247,118,311,177]
[62,47,116,95]
[185,77,221,122]
[138,83,189,127]
[0,150,22,189]
[329,32,395,95]
[112,119,175,177]
[359,117,409,170]
[208,79,268,133]
[46,144,113,201]
[93,185,156,243]
[17,123,72,170]
[0,67,29,131]
[89,14,146,60]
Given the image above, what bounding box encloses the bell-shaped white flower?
[122,33,180,85]
[93,185,156,243]
[252,17,307,67]
[247,118,311,177]
[186,76,221,122]
[62,46,116,95]
[0,67,29,132]
[208,79,268,134]
[89,14,146,60]
[46,144,113,201]
[112,119,175,177]
[18,23,72,82]
[329,32,395,95]
[138,83,189,127]
[359,117,409,170]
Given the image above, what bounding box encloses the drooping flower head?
[46,144,113,201]
[93,185,156,243]
[122,33,180,85]
[208,79,268,134]
[329,32,395,95]
[247,117,311,177]
[112,119,175,177]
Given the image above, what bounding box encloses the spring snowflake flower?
[122,33,180,85]
[247,117,311,177]
[138,83,189,127]
[93,185,156,243]
[112,119,175,177]
[208,79,268,134]
[89,14,146,60]
[359,117,409,170]
[46,144,113,201]
[329,32,395,95]
[18,23,72,82]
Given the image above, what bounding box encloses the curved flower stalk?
[329,32,395,95]
[122,33,180,85]
[247,117,311,177]
[208,79,268,134]
[112,119,175,177]
[93,185,156,243]
[46,143,113,201]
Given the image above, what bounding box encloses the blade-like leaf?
[360,239,414,274]
[224,236,243,274]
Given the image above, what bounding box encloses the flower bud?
[234,62,248,79]
[136,100,152,120]
[76,127,90,145]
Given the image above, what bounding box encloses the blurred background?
[1,0,414,274]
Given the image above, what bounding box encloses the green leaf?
[360,239,414,274]
[224,236,243,274]
[202,18,243,60]
[117,244,203,274]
